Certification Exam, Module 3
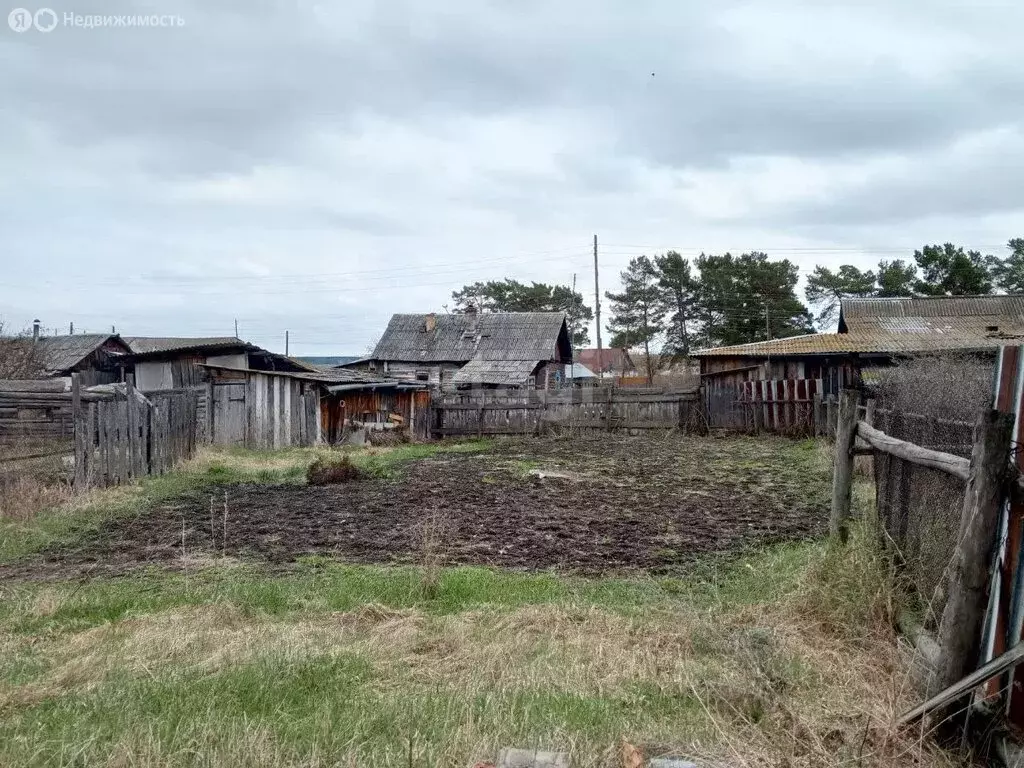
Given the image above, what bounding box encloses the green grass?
[0,528,939,768]
[0,436,954,767]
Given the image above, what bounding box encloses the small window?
[416,370,429,381]
[368,361,376,371]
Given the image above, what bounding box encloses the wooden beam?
[931,410,1014,722]
[856,421,970,481]
[900,641,1024,727]
[830,390,859,543]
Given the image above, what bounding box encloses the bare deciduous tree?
[0,322,42,379]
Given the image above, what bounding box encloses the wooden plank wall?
[433,387,701,437]
[703,378,828,437]
[209,374,320,449]
[0,379,76,443]
[73,377,198,489]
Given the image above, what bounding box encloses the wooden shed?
[201,365,325,449]
[201,364,430,447]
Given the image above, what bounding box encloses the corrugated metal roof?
[372,312,569,363]
[199,363,397,386]
[696,295,1024,358]
[693,329,1024,357]
[841,295,1024,329]
[35,334,127,374]
[450,359,541,386]
[125,336,247,354]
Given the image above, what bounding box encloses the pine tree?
[605,255,666,383]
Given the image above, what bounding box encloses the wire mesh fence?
[870,355,992,621]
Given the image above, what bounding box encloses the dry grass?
[0,530,964,767]
[0,473,73,521]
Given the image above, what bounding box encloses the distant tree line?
[806,238,1024,325]
[448,238,1023,384]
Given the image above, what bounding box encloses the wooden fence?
[704,377,833,436]
[73,375,198,489]
[829,386,1024,733]
[432,387,702,437]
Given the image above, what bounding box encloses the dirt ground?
[4,435,832,578]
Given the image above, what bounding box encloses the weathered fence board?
[432,387,701,437]
[72,374,198,489]
[703,378,825,436]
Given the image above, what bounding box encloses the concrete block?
[497,747,570,768]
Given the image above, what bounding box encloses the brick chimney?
[424,312,437,333]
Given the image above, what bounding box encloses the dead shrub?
[418,506,452,599]
[0,472,72,521]
[367,429,409,447]
[306,456,360,486]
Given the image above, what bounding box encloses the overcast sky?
[2,1,1022,355]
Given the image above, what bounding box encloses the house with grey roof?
[33,332,131,386]
[694,295,1024,394]
[348,308,573,389]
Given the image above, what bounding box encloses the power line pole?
[593,234,603,381]
[234,318,238,338]
[285,330,289,356]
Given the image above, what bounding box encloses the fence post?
[813,392,823,437]
[206,379,215,444]
[71,373,84,489]
[931,410,1014,710]
[829,389,859,543]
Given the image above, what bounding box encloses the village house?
[33,327,131,387]
[694,295,1024,394]
[576,348,637,378]
[345,308,573,390]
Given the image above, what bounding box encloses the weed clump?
[306,456,361,486]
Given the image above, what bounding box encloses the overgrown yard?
[0,435,957,767]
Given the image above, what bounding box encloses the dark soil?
[3,435,832,578]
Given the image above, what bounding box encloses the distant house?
[566,362,598,387]
[34,332,131,386]
[577,348,637,377]
[124,337,310,392]
[347,309,573,390]
[693,295,1024,394]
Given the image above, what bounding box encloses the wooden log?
[0,391,108,403]
[856,421,970,481]
[931,411,1014,718]
[830,390,859,543]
